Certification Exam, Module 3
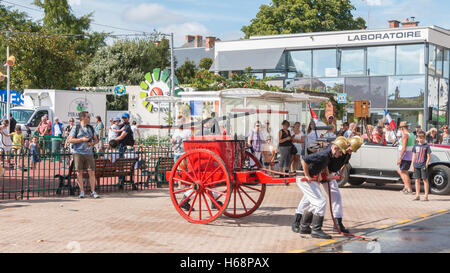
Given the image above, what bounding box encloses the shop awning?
[210,48,285,72]
[177,88,329,103]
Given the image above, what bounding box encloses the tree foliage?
[176,59,197,84]
[80,37,171,87]
[33,0,107,56]
[198,57,213,70]
[242,0,366,38]
[0,30,86,90]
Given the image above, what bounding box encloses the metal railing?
[0,139,173,200]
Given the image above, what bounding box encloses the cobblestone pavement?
[0,183,448,253]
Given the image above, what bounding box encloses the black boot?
[333,218,349,233]
[180,198,194,211]
[311,214,332,239]
[299,211,313,234]
[291,213,302,233]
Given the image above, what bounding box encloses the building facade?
[211,20,450,130]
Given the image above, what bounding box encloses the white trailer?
[11,89,108,132]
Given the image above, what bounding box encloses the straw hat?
[398,121,410,128]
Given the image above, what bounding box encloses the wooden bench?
[55,157,138,195]
[142,156,174,188]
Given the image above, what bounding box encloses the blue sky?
[5,0,450,46]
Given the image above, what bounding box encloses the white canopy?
[177,88,329,103]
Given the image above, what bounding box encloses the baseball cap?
[122,113,130,119]
[113,117,121,122]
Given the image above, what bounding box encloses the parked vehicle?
[337,142,450,195]
[11,89,107,133]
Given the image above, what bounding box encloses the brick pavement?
[0,183,448,253]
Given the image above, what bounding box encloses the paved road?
[312,212,450,253]
[0,183,449,253]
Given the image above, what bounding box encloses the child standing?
[11,125,24,169]
[29,136,41,169]
[411,131,432,201]
[0,119,13,167]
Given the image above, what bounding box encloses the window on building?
[345,76,387,109]
[314,78,344,93]
[313,49,337,77]
[387,76,425,108]
[428,75,439,127]
[367,46,395,76]
[274,52,287,71]
[387,110,424,130]
[287,50,311,78]
[340,48,365,76]
[396,44,425,75]
[428,44,436,76]
[436,47,444,77]
[445,49,449,79]
[438,78,448,126]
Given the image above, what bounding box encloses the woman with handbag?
[278,120,293,176]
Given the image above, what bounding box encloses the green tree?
[242,0,366,38]
[80,37,171,86]
[0,29,86,90]
[33,0,107,56]
[176,59,197,84]
[198,57,213,70]
[0,3,40,32]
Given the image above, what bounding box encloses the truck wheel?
[348,178,365,186]
[429,165,450,195]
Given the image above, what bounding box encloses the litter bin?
[51,136,62,155]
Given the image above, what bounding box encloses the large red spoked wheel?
[223,151,266,218]
[168,149,231,224]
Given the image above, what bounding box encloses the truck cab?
[11,106,53,133]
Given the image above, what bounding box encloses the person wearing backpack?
[68,111,99,199]
[114,113,134,157]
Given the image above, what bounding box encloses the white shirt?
[172,129,192,155]
[53,124,62,136]
[306,131,318,148]
[292,130,304,154]
[131,125,139,138]
[384,130,396,143]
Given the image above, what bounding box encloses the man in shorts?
[68,111,100,199]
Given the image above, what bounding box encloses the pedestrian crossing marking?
[397,219,412,224]
[378,225,390,229]
[436,209,448,213]
[288,249,306,253]
[419,214,430,218]
[316,240,336,247]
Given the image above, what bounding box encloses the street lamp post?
[0,46,15,120]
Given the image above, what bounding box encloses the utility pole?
[6,46,10,119]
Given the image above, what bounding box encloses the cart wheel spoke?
[187,192,199,217]
[202,165,222,183]
[202,192,213,218]
[172,177,194,186]
[204,191,222,211]
[204,179,227,187]
[241,184,262,193]
[204,187,227,197]
[236,186,248,213]
[198,192,202,221]
[239,186,257,205]
[178,190,195,207]
[173,186,194,195]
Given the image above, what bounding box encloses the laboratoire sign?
[347,30,422,42]
[139,68,183,113]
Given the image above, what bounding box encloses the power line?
[0,0,150,34]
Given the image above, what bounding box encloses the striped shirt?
[412,143,431,168]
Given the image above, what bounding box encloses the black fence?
[0,139,173,200]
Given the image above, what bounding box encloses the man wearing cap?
[292,139,347,239]
[114,113,135,155]
[397,121,415,194]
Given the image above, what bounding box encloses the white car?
[338,142,450,195]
